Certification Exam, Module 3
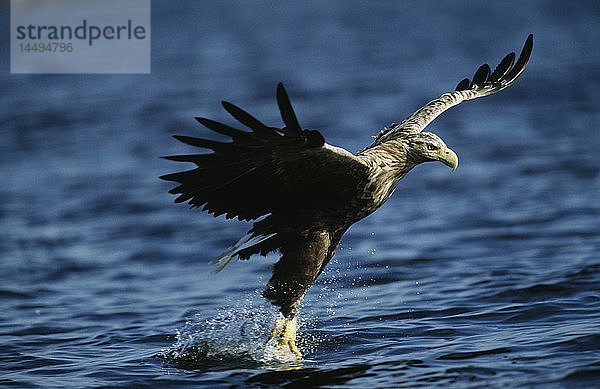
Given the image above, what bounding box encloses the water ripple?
[1,1,599,387]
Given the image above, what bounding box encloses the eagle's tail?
[210,232,277,273]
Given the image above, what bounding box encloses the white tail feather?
[210,233,277,274]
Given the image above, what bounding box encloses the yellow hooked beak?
[438,147,459,171]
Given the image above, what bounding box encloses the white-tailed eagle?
[161,35,533,358]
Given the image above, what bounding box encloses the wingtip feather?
[471,64,491,87]
[456,78,470,91]
[504,34,533,83]
[489,52,515,82]
[221,100,271,133]
[276,82,302,135]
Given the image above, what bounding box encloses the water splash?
[159,292,310,369]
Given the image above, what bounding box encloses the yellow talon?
[269,317,302,359]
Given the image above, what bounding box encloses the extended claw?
[269,317,302,359]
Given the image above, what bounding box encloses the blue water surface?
[1,1,599,387]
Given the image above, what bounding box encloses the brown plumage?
[161,35,533,358]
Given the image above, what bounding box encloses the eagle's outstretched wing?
[160,83,369,222]
[374,34,533,143]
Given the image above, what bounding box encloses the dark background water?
[1,0,599,387]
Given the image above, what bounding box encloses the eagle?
[161,35,533,359]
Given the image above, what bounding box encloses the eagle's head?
[407,132,458,171]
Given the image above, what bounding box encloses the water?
[2,0,599,387]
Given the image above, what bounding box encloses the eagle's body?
[161,35,533,358]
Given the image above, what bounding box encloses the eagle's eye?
[427,143,439,151]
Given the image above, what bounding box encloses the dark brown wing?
[160,83,369,221]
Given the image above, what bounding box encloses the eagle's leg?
[269,316,301,358]
[263,229,340,359]
[265,284,306,359]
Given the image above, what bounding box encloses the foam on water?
[160,292,319,369]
